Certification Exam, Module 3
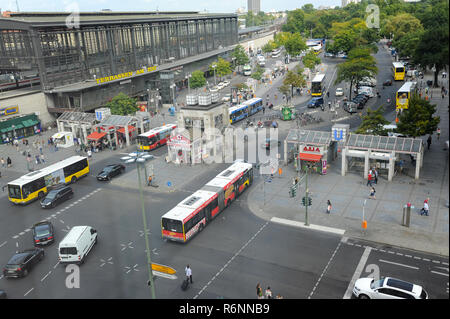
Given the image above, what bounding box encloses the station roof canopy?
[286,129,332,146]
[57,111,97,124]
[98,114,137,127]
[238,26,263,35]
[345,133,423,154]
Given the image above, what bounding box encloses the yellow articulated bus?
[7,156,89,205]
[392,62,406,81]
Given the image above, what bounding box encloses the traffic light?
[302,196,306,206]
[289,185,297,197]
[308,197,312,206]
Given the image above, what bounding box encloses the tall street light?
[186,73,192,95]
[121,151,156,299]
[212,64,217,86]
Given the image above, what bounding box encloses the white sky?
[0,0,341,13]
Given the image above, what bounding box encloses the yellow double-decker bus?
[311,74,326,96]
[396,81,417,110]
[7,156,89,205]
[392,62,406,81]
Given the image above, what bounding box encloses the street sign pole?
[305,166,309,226]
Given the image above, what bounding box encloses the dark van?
[40,186,74,209]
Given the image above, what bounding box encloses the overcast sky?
[0,0,341,13]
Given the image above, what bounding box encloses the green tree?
[396,95,440,138]
[231,45,250,72]
[355,106,390,136]
[105,93,138,116]
[209,57,232,82]
[283,69,306,97]
[282,9,305,33]
[301,4,315,14]
[302,51,321,71]
[262,41,277,53]
[251,65,264,81]
[189,70,206,89]
[282,32,307,57]
[334,48,378,100]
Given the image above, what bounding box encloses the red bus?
[137,123,177,151]
[161,161,253,242]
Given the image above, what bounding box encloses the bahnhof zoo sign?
[96,65,158,84]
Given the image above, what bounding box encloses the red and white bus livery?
[137,123,176,151]
[161,161,253,243]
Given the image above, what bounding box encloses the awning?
[299,153,322,162]
[87,131,107,141]
[22,119,39,127]
[117,125,136,134]
[52,132,66,139]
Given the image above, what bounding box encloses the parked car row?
[209,80,231,93]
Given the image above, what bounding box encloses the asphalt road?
[0,45,447,299]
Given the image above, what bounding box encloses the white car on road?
[353,277,428,299]
[335,88,344,96]
[209,86,219,93]
[222,80,230,87]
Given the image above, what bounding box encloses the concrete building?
[342,0,361,6]
[0,11,238,117]
[248,0,261,14]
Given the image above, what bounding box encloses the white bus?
[7,156,89,205]
[161,161,253,242]
[137,124,177,151]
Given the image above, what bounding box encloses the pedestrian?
[367,172,372,186]
[420,200,429,216]
[7,156,12,168]
[87,149,92,158]
[369,187,376,200]
[374,168,378,185]
[35,154,41,165]
[437,127,441,140]
[185,265,193,284]
[39,145,43,155]
[1,157,4,168]
[427,135,432,150]
[256,283,263,299]
[326,200,332,214]
[40,153,45,164]
[263,106,265,114]
[265,286,273,299]
[328,101,331,110]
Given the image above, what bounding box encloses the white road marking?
[343,246,372,299]
[431,271,449,277]
[309,240,343,299]
[194,221,269,299]
[19,232,24,236]
[24,287,34,297]
[12,235,19,239]
[24,228,31,232]
[379,259,419,270]
[0,241,7,248]
[53,262,60,269]
[41,271,52,282]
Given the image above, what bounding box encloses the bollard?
[402,203,413,227]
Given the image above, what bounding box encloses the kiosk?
[51,131,74,148]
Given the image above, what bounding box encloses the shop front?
[298,145,327,174]
[0,113,41,144]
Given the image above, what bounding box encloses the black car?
[351,98,365,109]
[96,164,125,181]
[307,97,324,108]
[40,186,73,209]
[383,80,393,86]
[3,248,45,278]
[32,221,55,246]
[355,93,369,102]
[343,101,358,114]
[0,289,6,299]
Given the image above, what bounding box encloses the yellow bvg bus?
[392,62,406,81]
[7,156,89,205]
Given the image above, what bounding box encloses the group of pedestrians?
[256,283,283,299]
[366,167,378,200]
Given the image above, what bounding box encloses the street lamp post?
[121,151,156,299]
[212,64,217,86]
[170,83,176,111]
[186,74,192,95]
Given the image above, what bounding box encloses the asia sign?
[96,65,158,84]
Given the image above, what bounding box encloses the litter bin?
[402,203,413,227]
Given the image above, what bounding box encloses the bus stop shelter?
[96,115,141,147]
[341,134,424,181]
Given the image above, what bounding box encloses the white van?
[58,226,97,265]
[257,55,265,66]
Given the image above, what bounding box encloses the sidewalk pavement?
[247,73,449,257]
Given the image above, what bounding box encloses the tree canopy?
[105,93,138,116]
